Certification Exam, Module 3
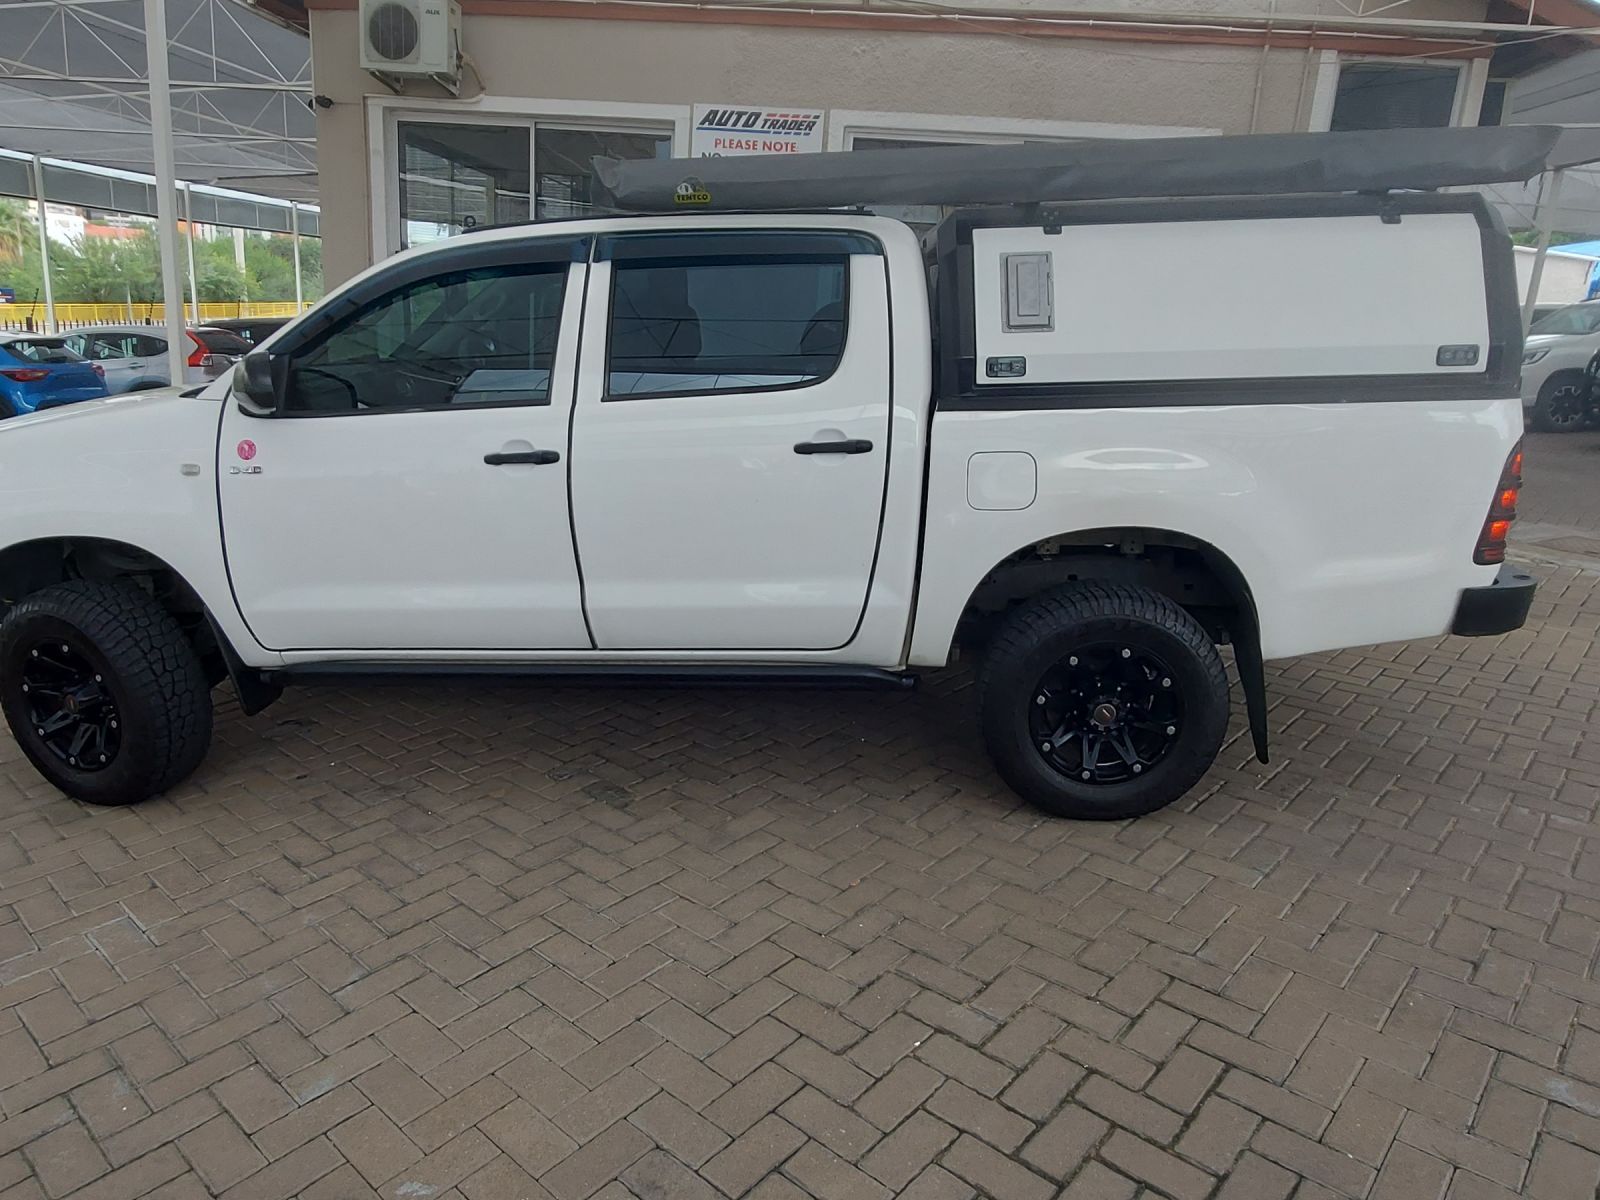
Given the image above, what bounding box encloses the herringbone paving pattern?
[2,535,1599,1195]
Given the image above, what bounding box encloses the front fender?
[0,389,275,667]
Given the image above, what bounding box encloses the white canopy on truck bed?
[593,125,1600,214]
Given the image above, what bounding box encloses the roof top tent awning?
[594,125,1600,213]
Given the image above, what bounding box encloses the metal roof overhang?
[0,0,317,203]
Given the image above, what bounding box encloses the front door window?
[284,264,567,414]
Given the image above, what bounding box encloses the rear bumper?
[1451,564,1537,636]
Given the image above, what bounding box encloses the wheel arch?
[948,525,1270,763]
[0,536,278,714]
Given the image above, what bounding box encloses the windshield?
[4,338,85,364]
[1529,304,1600,336]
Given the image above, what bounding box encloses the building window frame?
[1306,51,1490,132]
[367,95,690,261]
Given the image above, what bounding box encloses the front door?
[569,230,893,650]
[218,247,591,652]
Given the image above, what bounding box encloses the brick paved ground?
[1520,427,1600,541]
[3,465,1600,1198]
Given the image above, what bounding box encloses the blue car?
[0,333,108,417]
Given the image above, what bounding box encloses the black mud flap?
[204,611,283,715]
[1233,607,1270,765]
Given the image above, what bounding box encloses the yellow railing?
[0,300,310,330]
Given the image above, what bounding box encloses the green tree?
[53,235,157,303]
[0,199,31,265]
[242,232,323,302]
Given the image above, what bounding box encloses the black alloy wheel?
[1533,373,1589,433]
[16,638,122,771]
[1028,642,1183,785]
[980,582,1231,820]
[0,580,213,805]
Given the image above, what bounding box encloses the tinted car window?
[87,335,137,360]
[226,320,287,344]
[192,329,252,356]
[607,259,847,398]
[5,338,85,364]
[1529,305,1600,336]
[285,264,566,414]
[134,335,167,357]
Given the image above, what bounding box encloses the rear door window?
[95,335,137,360]
[606,258,847,398]
[5,338,85,364]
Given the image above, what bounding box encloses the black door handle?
[794,439,873,455]
[484,449,560,466]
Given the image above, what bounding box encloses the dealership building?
[301,0,1596,286]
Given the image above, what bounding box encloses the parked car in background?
[201,316,291,346]
[1521,300,1600,431]
[62,324,252,395]
[0,333,106,417]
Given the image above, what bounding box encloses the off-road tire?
[979,582,1230,820]
[0,580,212,805]
[1531,371,1589,433]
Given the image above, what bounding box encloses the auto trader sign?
[691,104,825,157]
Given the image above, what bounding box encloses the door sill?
[267,662,919,690]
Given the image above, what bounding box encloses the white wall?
[1515,245,1598,305]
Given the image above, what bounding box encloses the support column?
[145,0,188,384]
[233,226,248,310]
[29,155,55,335]
[290,202,304,312]
[183,182,200,322]
[1522,169,1566,333]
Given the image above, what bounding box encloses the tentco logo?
[236,439,257,461]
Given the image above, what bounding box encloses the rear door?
[568,229,893,650]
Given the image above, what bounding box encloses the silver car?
[61,324,252,395]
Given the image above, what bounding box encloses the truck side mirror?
[234,350,279,417]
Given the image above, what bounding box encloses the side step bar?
[267,662,920,691]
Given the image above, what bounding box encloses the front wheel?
[1531,372,1590,433]
[0,580,212,805]
[979,583,1230,820]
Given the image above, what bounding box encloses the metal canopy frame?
[0,0,318,371]
[0,0,316,201]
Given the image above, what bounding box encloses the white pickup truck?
[0,142,1540,819]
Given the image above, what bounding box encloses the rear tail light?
[0,368,48,383]
[1473,442,1523,565]
[186,331,206,368]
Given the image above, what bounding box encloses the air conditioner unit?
[359,0,461,91]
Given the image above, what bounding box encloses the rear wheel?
[979,583,1230,819]
[1531,372,1589,433]
[0,580,212,805]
